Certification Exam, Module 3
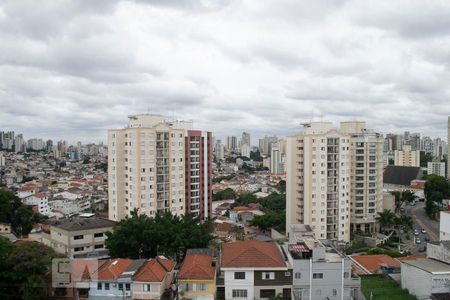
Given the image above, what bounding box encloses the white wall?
[440,212,450,241]
[224,270,254,300]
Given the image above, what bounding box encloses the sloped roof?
[133,257,175,282]
[178,255,215,280]
[383,165,422,186]
[95,259,134,280]
[351,255,400,274]
[221,240,286,268]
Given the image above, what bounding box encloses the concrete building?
[286,225,362,300]
[215,140,225,161]
[23,193,50,216]
[341,122,384,234]
[41,214,115,258]
[394,145,420,167]
[0,152,5,167]
[226,136,238,151]
[401,241,450,299]
[427,161,446,177]
[286,122,351,242]
[240,143,251,158]
[448,116,450,179]
[439,211,450,241]
[218,240,291,300]
[108,115,212,221]
[259,136,278,155]
[27,138,45,151]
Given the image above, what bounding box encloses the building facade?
[394,145,420,167]
[286,122,351,242]
[341,122,384,234]
[108,115,212,221]
[427,161,446,177]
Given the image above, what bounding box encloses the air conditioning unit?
[112,283,117,288]
[125,291,131,297]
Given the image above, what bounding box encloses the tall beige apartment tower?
[341,121,384,234]
[286,122,351,242]
[394,145,420,167]
[108,115,212,221]
[448,116,450,179]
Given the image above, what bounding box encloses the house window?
[232,289,247,298]
[261,272,275,280]
[94,244,104,249]
[104,283,110,290]
[118,284,123,290]
[332,289,337,296]
[285,271,291,277]
[260,289,276,298]
[94,232,103,238]
[344,272,349,278]
[97,283,102,290]
[74,235,83,240]
[234,272,245,280]
[295,272,301,279]
[313,273,323,279]
[74,247,84,252]
[143,284,151,292]
[125,284,131,291]
[197,283,207,291]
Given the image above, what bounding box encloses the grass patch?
[361,275,417,300]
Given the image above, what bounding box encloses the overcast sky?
[0,0,449,144]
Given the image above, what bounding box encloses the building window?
[94,244,104,249]
[125,284,131,291]
[74,235,83,240]
[197,283,207,291]
[94,232,103,238]
[295,272,301,279]
[262,272,275,280]
[143,284,151,292]
[118,284,123,290]
[74,247,84,252]
[313,273,323,279]
[333,289,337,296]
[232,289,247,298]
[344,272,349,278]
[234,272,245,280]
[285,271,291,277]
[104,283,110,290]
[260,289,276,298]
[97,283,102,290]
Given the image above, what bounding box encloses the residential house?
[41,213,115,258]
[132,257,176,300]
[24,193,50,216]
[218,240,292,300]
[178,254,216,300]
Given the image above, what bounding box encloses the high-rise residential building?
[394,145,420,167]
[448,116,450,179]
[427,161,446,177]
[259,136,278,155]
[270,139,286,174]
[241,132,251,147]
[340,122,384,234]
[226,136,238,151]
[0,131,14,150]
[0,152,5,167]
[108,114,212,221]
[240,143,251,158]
[286,122,350,242]
[14,134,26,153]
[27,138,45,151]
[215,139,225,161]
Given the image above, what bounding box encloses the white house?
[23,193,50,215]
[440,211,450,241]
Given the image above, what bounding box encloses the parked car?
[421,228,426,234]
[416,238,421,244]
[414,230,419,236]
[425,237,430,242]
[418,246,427,252]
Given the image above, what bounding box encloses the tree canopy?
[0,240,62,300]
[424,175,450,218]
[0,189,45,237]
[105,212,214,261]
[213,188,237,201]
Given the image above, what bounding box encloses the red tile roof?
[396,253,427,261]
[232,206,250,212]
[32,193,47,198]
[95,259,134,280]
[133,257,175,282]
[222,240,286,268]
[178,255,215,281]
[351,255,400,274]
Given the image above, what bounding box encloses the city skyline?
[1,1,450,142]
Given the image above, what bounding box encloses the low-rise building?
[286,225,362,300]
[24,193,50,216]
[41,213,115,258]
[439,211,450,241]
[178,254,216,300]
[218,240,292,300]
[132,257,175,300]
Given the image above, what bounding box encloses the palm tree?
[396,214,413,232]
[376,209,396,233]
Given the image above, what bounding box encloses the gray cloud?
[0,0,449,144]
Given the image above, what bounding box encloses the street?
[404,201,439,254]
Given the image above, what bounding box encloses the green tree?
[420,151,434,168]
[376,209,396,232]
[250,211,285,232]
[250,150,263,161]
[277,180,286,194]
[0,189,42,237]
[424,175,450,218]
[105,212,213,262]
[213,188,237,201]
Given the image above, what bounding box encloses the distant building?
[394,145,420,167]
[41,214,115,258]
[383,165,423,189]
[440,211,450,241]
[448,116,450,179]
[427,161,446,177]
[23,193,50,216]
